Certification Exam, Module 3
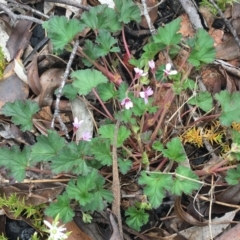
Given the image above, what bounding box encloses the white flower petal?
[165,63,171,71]
[125,101,133,109]
[139,92,145,98]
[44,220,52,229]
[134,67,141,74]
[169,70,177,75]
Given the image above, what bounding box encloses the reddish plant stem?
[121,24,131,60]
[149,87,175,146]
[154,157,168,171]
[194,159,229,176]
[92,88,114,121]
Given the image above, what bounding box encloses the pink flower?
[121,97,133,109]
[148,60,155,71]
[82,132,92,141]
[134,67,148,79]
[164,63,177,76]
[73,117,83,132]
[139,87,153,104]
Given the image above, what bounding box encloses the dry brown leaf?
[174,196,207,226]
[26,54,41,95]
[216,220,240,240]
[6,19,32,61]
[0,62,29,110]
[216,35,240,60]
[179,14,195,37]
[200,66,225,93]
[64,220,93,240]
[216,183,240,205]
[178,210,236,240]
[38,68,64,107]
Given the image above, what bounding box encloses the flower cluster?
[121,61,177,109]
[72,117,92,141]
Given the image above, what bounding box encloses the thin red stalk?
[149,87,175,146]
[92,88,114,121]
[122,24,131,59]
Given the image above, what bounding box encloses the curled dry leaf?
[38,68,64,107]
[26,54,41,95]
[174,196,207,227]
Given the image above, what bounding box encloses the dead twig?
[45,0,90,11]
[140,0,156,35]
[7,0,50,19]
[179,0,203,30]
[51,40,80,138]
[0,3,44,24]
[111,114,123,240]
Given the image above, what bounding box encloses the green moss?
[0,47,6,78]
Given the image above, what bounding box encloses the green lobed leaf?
[132,97,150,116]
[225,165,240,185]
[90,138,112,166]
[95,30,120,56]
[215,90,240,126]
[138,171,172,208]
[125,207,149,231]
[118,158,132,174]
[141,42,165,60]
[99,124,131,147]
[188,91,213,112]
[1,100,39,131]
[171,166,200,195]
[0,146,30,182]
[82,40,99,67]
[62,84,78,100]
[72,69,108,95]
[162,137,187,162]
[187,29,216,67]
[81,174,113,212]
[153,18,182,46]
[97,82,117,101]
[152,141,164,152]
[81,5,121,32]
[51,142,91,175]
[45,192,74,223]
[42,16,84,51]
[30,130,65,163]
[66,170,97,206]
[118,82,129,101]
[114,0,141,24]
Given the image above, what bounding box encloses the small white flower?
[164,63,177,76]
[134,67,148,79]
[73,117,83,132]
[148,60,155,71]
[139,87,153,104]
[44,220,68,240]
[82,132,92,141]
[121,97,133,109]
